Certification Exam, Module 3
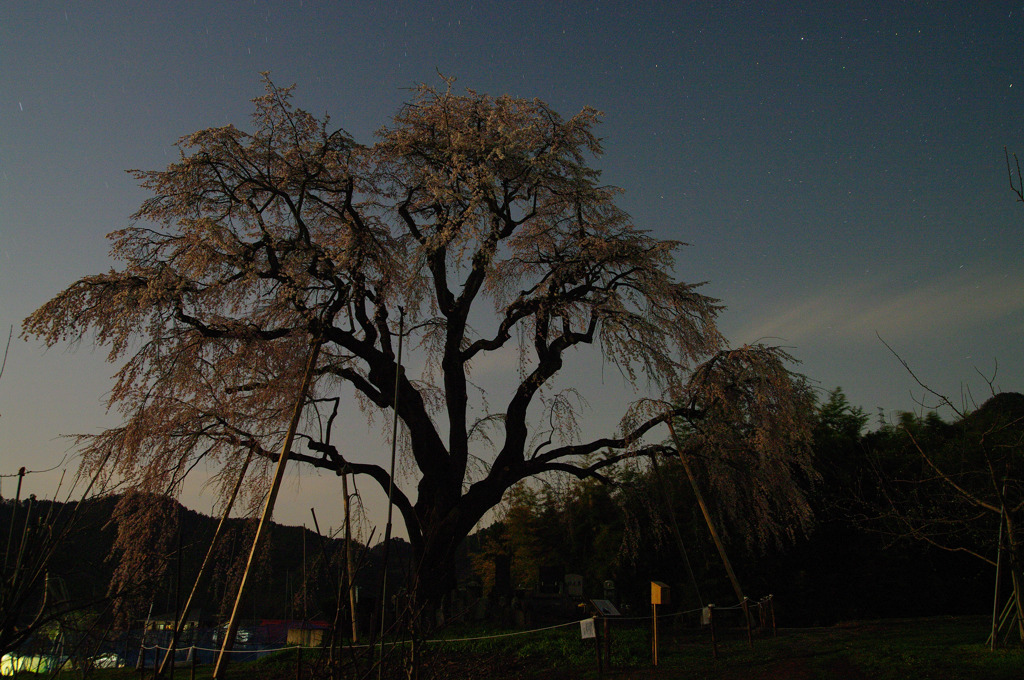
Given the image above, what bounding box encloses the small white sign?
[580,618,596,639]
[701,606,712,625]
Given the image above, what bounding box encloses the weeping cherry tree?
[24,77,815,612]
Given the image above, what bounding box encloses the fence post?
[593,616,603,674]
[769,594,777,637]
[742,597,753,649]
[190,646,197,680]
[598,614,606,671]
[707,604,717,659]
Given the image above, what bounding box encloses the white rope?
[136,598,771,657]
[426,619,579,644]
[615,604,706,622]
[142,643,322,655]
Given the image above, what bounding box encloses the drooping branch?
[23,77,820,614]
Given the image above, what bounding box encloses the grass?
[424,615,1024,679]
[36,616,1024,679]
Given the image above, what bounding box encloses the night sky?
[2,2,1023,533]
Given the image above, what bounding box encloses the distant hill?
[0,493,408,626]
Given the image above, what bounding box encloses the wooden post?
[593,616,603,674]
[189,647,196,680]
[769,595,777,637]
[295,643,303,680]
[651,603,658,666]
[213,337,323,680]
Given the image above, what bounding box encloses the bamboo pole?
[990,490,1007,650]
[159,447,254,676]
[3,467,25,575]
[343,472,358,644]
[666,420,746,606]
[213,336,323,679]
[377,308,405,680]
[169,507,182,678]
[650,453,703,608]
[1003,510,1024,643]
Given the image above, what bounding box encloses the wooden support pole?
[991,511,1006,649]
[2,467,25,575]
[990,481,1008,649]
[213,337,323,680]
[1010,568,1024,643]
[667,420,746,607]
[377,307,405,680]
[157,444,251,671]
[138,601,153,673]
[167,507,182,680]
[1000,504,1024,642]
[343,472,358,644]
[593,616,603,675]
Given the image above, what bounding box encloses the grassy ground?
[424,615,1024,679]
[46,616,1023,679]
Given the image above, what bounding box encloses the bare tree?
[23,77,814,613]
[872,345,1024,642]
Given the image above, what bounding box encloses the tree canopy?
[23,77,814,608]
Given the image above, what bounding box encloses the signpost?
[590,599,620,672]
[650,582,670,666]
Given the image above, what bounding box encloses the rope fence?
[135,596,778,654]
[2,595,779,677]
